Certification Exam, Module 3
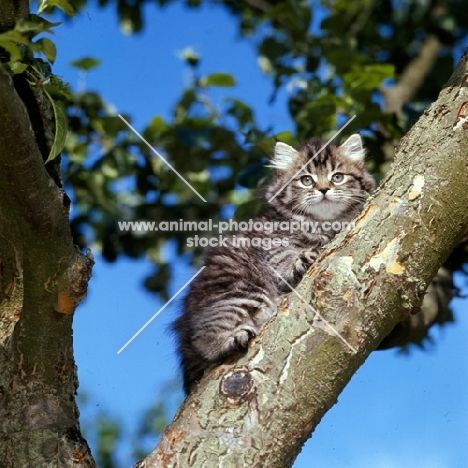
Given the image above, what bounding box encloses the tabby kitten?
[174,134,375,394]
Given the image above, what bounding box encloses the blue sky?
[48,2,468,466]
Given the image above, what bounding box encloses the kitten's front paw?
[301,249,319,264]
[232,326,257,349]
[195,325,258,363]
[219,325,257,358]
[294,249,318,276]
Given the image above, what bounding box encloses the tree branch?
[381,0,451,116]
[381,34,440,115]
[346,1,375,40]
[140,51,468,468]
[0,63,70,236]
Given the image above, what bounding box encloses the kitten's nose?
[319,187,329,194]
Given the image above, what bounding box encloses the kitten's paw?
[220,325,257,357]
[301,249,319,264]
[233,326,257,349]
[294,249,319,275]
[195,325,258,363]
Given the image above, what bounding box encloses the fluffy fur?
[173,134,375,394]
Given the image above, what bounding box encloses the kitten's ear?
[267,142,299,170]
[340,134,366,162]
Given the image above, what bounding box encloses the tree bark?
[0,56,96,468]
[141,52,468,468]
[0,0,29,32]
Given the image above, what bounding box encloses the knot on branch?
[55,249,94,315]
[220,367,254,404]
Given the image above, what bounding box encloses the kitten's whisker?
[293,199,312,218]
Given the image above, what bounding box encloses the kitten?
[174,134,375,394]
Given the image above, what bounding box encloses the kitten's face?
[266,134,375,221]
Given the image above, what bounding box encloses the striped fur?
[174,134,375,394]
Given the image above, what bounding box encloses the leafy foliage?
[0,5,73,164]
[55,0,466,300]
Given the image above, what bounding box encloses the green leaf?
[0,31,28,62]
[43,90,68,164]
[274,131,294,145]
[47,75,73,103]
[4,61,29,75]
[258,56,274,74]
[145,116,167,139]
[71,57,102,71]
[201,73,235,87]
[0,40,22,62]
[177,46,200,67]
[37,0,75,16]
[343,64,394,90]
[0,30,30,45]
[258,37,289,61]
[16,16,62,37]
[225,98,253,127]
[34,37,57,63]
[91,116,127,136]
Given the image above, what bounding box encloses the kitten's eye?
[300,175,314,186]
[331,173,345,183]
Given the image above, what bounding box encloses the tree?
[142,52,468,466]
[0,21,95,468]
[0,0,467,466]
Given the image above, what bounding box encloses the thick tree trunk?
[141,52,468,467]
[0,37,96,468]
